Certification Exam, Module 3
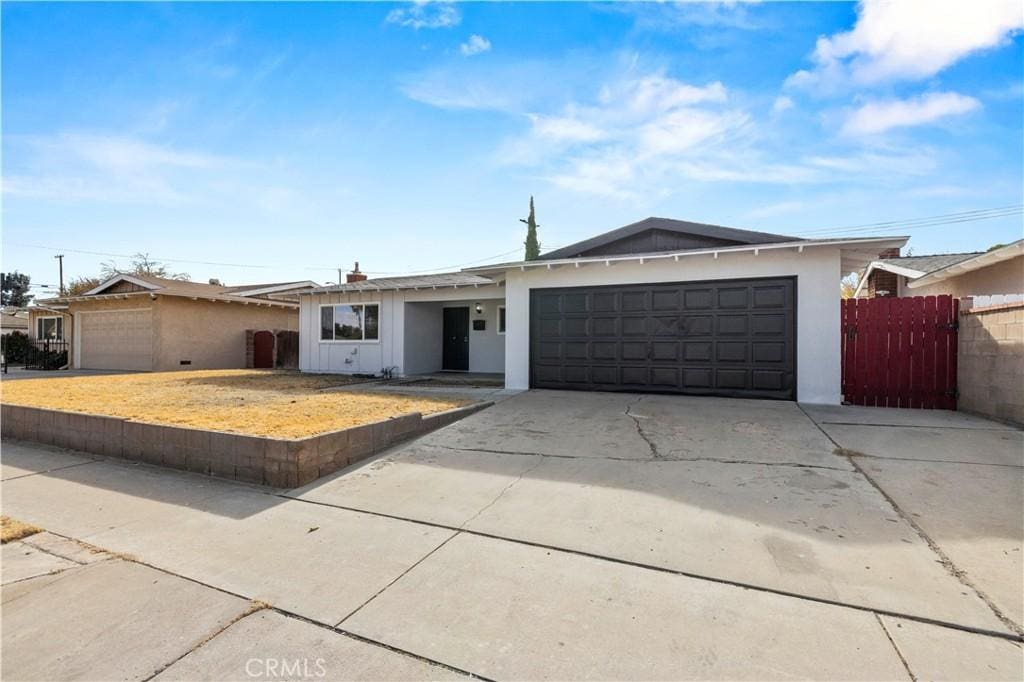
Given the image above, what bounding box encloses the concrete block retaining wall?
[1,402,492,487]
[958,301,1024,426]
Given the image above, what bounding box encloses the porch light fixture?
[474,302,484,314]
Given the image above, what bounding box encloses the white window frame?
[496,305,506,335]
[318,302,381,343]
[36,315,64,342]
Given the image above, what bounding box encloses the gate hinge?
[938,321,959,331]
[945,388,959,399]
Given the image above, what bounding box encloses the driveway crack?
[460,457,545,529]
[797,403,1024,637]
[625,395,662,459]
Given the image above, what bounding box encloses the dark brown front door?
[530,277,796,399]
[443,307,470,371]
[253,330,274,369]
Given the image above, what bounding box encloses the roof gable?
[539,217,798,260]
[84,274,162,296]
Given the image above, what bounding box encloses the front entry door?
[442,307,470,371]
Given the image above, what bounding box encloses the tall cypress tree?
[520,196,541,261]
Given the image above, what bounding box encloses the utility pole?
[54,254,65,295]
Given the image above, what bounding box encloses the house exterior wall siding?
[153,296,298,371]
[911,255,1024,299]
[299,285,505,375]
[501,247,843,404]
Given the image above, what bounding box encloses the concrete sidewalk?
[2,391,1022,680]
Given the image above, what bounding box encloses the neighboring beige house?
[854,240,1023,301]
[30,275,314,371]
[1,307,29,335]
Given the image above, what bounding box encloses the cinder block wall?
[958,302,1024,425]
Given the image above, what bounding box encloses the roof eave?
[907,239,1024,290]
[466,236,910,275]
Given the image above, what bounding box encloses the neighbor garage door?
[79,309,153,371]
[530,277,795,399]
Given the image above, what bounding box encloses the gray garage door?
[530,277,796,399]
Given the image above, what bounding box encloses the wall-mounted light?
[474,302,483,314]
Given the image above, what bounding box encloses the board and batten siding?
[299,285,505,375]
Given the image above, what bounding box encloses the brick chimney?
[879,247,901,259]
[346,261,367,283]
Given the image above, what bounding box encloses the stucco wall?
[957,302,1024,426]
[911,255,1024,299]
[501,247,843,404]
[34,296,297,371]
[153,296,298,371]
[299,286,506,375]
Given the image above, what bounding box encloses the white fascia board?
[907,240,1024,289]
[463,236,909,275]
[83,274,160,296]
[851,261,926,298]
[230,281,319,297]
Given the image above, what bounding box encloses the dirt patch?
[0,370,470,439]
[1,516,42,543]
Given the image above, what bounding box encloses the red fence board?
[840,296,957,410]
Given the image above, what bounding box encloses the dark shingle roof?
[878,252,981,275]
[308,272,495,294]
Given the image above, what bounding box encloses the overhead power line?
[792,205,1023,237]
[5,203,1021,277]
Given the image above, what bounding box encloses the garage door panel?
[79,309,153,371]
[621,317,647,336]
[564,318,588,336]
[530,277,795,399]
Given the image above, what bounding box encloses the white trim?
[73,312,81,367]
[907,240,1024,290]
[230,281,318,297]
[496,305,506,335]
[317,301,381,344]
[77,307,152,315]
[83,274,161,296]
[851,261,927,298]
[35,315,65,342]
[465,236,908,275]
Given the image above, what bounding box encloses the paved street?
[2,391,1022,680]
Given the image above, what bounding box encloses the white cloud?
[841,92,981,136]
[386,1,460,30]
[788,0,1023,90]
[499,71,790,198]
[772,95,794,114]
[612,1,766,32]
[3,132,234,204]
[459,34,491,56]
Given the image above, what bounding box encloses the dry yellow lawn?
[0,370,469,438]
[1,516,42,543]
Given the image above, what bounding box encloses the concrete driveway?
[2,391,1021,680]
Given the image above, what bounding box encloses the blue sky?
[2,1,1022,292]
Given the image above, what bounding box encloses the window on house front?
[320,304,380,342]
[36,316,64,341]
[497,305,506,334]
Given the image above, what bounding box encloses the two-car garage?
[529,277,796,399]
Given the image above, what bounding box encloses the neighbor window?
[320,304,380,342]
[497,305,506,335]
[36,316,64,341]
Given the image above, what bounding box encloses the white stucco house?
[298,217,906,404]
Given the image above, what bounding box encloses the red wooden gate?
[253,330,274,369]
[841,295,958,409]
